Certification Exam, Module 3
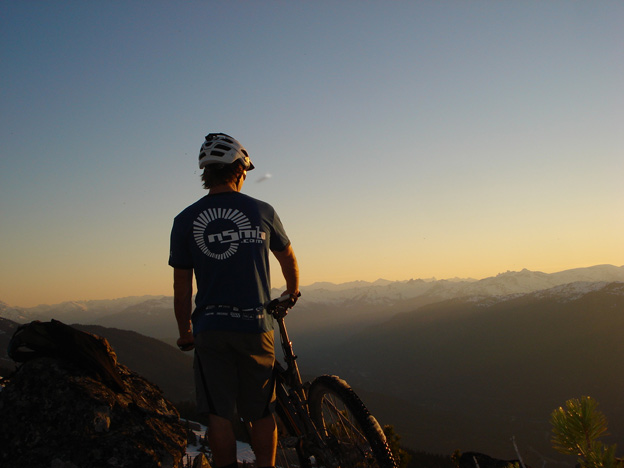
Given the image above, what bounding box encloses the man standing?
[169,133,299,468]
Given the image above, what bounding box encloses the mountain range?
[307,281,624,460]
[1,264,623,464]
[2,264,623,346]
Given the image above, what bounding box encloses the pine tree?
[550,396,622,468]
[384,424,412,468]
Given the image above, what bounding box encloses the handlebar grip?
[267,292,301,317]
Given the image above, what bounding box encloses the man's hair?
[201,161,246,189]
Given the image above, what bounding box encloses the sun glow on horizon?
[1,2,622,309]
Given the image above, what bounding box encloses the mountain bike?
[266,295,396,468]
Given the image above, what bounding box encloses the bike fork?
[277,383,340,468]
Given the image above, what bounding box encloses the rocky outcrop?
[0,343,187,467]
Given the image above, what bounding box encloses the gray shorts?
[194,330,276,422]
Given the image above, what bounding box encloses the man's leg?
[250,413,277,468]
[207,414,237,468]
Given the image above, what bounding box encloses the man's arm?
[173,268,194,349]
[272,244,300,296]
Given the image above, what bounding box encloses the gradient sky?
[1,1,623,307]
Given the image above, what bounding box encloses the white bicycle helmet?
[198,133,255,170]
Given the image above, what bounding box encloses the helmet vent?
[198,133,253,170]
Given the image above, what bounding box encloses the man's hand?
[177,332,194,352]
[270,291,300,319]
[173,268,194,351]
[280,291,300,307]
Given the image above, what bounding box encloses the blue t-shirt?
[169,192,290,334]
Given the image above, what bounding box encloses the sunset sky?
[1,1,623,307]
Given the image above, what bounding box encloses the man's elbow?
[274,244,296,261]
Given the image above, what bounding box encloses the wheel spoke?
[322,395,368,443]
[320,395,380,467]
[308,376,396,468]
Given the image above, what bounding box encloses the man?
[169,133,299,468]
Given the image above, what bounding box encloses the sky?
[1,1,623,307]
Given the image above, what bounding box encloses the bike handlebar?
[266,292,301,318]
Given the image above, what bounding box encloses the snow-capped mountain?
[1,265,622,340]
[283,264,624,304]
[0,296,165,325]
[0,301,30,323]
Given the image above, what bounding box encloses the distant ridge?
[1,265,623,349]
[2,264,623,318]
[0,296,166,324]
[303,281,624,460]
[287,264,624,304]
[281,264,623,294]
[305,277,440,291]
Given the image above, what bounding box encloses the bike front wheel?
[308,375,396,468]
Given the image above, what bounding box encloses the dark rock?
[0,352,187,467]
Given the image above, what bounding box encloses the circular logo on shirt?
[193,208,266,260]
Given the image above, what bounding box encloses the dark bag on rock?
[7,319,125,392]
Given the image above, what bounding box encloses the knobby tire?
[308,375,397,468]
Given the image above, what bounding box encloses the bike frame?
[273,316,338,467]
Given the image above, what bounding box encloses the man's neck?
[209,182,240,194]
